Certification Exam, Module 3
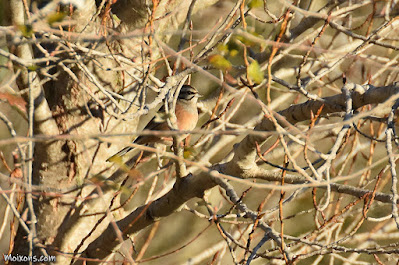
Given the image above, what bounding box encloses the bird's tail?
[106,146,134,162]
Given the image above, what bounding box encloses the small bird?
[108,85,200,161]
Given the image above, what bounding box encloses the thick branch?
[83,171,215,263]
[227,83,399,175]
[9,0,59,136]
[83,162,397,262]
[247,167,398,204]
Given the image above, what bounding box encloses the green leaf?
[27,65,38,71]
[18,24,33,38]
[226,41,240,56]
[248,60,264,84]
[248,0,263,9]
[47,12,66,25]
[217,44,229,54]
[218,42,240,57]
[235,35,254,46]
[208,54,232,71]
[183,146,196,158]
[229,49,239,57]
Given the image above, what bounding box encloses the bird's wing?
[134,105,169,143]
[107,105,169,162]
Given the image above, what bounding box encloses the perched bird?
[108,85,200,161]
